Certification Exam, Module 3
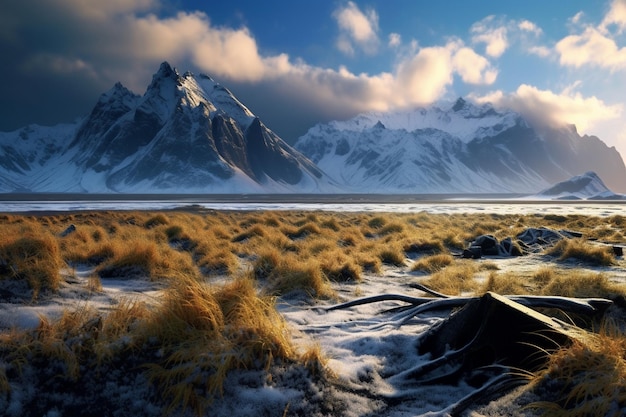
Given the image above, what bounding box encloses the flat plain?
[0,208,625,416]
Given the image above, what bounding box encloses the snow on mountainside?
[537,171,626,200]
[0,62,335,193]
[294,98,626,194]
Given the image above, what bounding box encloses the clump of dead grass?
[0,232,63,298]
[528,320,626,417]
[423,261,479,295]
[539,270,626,299]
[410,254,454,273]
[546,239,615,266]
[480,271,529,295]
[142,275,302,414]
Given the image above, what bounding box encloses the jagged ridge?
[0,62,334,193]
[294,98,626,194]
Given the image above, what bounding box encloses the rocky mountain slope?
[2,67,625,195]
[294,98,626,194]
[0,62,334,193]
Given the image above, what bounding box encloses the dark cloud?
[0,0,498,141]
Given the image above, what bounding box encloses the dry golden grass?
[480,271,529,295]
[0,274,299,415]
[528,320,626,417]
[422,261,480,295]
[410,254,454,273]
[546,239,616,266]
[539,270,625,299]
[0,232,62,298]
[264,256,335,299]
[0,209,625,414]
[143,275,299,414]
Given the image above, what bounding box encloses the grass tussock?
[545,238,616,266]
[423,261,480,295]
[378,245,406,266]
[411,254,454,273]
[529,321,626,417]
[0,233,62,298]
[540,271,625,299]
[265,257,335,299]
[0,275,300,416]
[480,271,529,295]
[141,276,299,414]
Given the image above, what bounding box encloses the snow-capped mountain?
[537,171,625,200]
[294,98,626,194]
[0,62,334,193]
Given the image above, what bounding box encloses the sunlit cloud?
[452,45,498,85]
[600,0,626,33]
[470,15,508,57]
[556,26,626,70]
[8,0,500,120]
[518,20,542,36]
[470,84,622,133]
[557,1,626,71]
[332,1,380,56]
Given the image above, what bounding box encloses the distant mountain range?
[1,62,625,195]
[293,98,626,194]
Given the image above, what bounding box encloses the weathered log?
[417,292,585,371]
[325,290,612,317]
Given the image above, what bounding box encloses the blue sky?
[2,0,626,157]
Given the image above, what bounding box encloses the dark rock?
[469,235,499,256]
[59,224,76,237]
[462,246,482,259]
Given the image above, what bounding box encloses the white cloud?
[332,2,380,55]
[556,2,626,71]
[470,15,508,57]
[452,46,498,85]
[470,84,622,133]
[388,33,401,48]
[601,0,626,33]
[556,26,626,70]
[16,0,500,118]
[527,45,551,57]
[518,20,542,36]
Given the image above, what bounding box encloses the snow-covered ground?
[1,202,625,416]
[2,248,625,416]
[1,200,626,217]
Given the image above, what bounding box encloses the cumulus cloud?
[556,1,626,71]
[556,26,626,70]
[332,2,380,55]
[601,0,626,32]
[471,15,508,57]
[470,84,622,132]
[2,0,501,124]
[452,46,498,85]
[518,20,542,36]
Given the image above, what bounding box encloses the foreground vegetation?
[0,209,625,415]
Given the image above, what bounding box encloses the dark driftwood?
[325,292,612,317]
[322,288,614,414]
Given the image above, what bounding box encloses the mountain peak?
[156,61,177,78]
[452,97,467,112]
